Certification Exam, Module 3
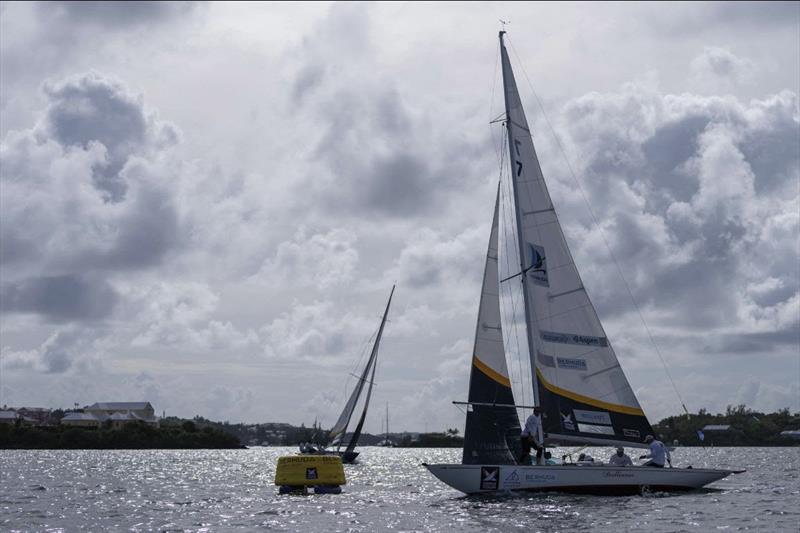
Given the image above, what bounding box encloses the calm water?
[1,446,798,532]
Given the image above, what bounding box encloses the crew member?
[608,446,633,466]
[519,406,544,465]
[640,435,670,467]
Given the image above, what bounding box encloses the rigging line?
[342,324,381,407]
[348,325,379,377]
[498,140,523,403]
[499,148,529,412]
[506,36,689,417]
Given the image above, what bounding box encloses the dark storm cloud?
[641,115,709,202]
[0,275,117,323]
[703,327,800,355]
[37,1,199,29]
[310,88,442,217]
[361,153,431,216]
[44,74,142,201]
[89,165,182,270]
[43,72,178,202]
[292,3,487,220]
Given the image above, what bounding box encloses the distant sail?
[500,33,654,448]
[344,286,393,454]
[462,186,520,464]
[328,286,394,449]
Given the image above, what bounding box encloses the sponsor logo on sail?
[527,243,549,286]
[480,467,499,490]
[561,412,576,431]
[557,357,587,371]
[540,331,609,347]
[623,429,641,438]
[574,409,612,425]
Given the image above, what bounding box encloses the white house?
[84,402,158,426]
[61,412,103,427]
[59,402,159,428]
[0,410,19,424]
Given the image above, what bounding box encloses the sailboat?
[423,32,744,494]
[303,285,394,464]
[378,402,395,447]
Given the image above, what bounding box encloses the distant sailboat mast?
[328,285,395,452]
[341,285,394,454]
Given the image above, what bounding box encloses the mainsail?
[462,186,521,465]
[499,32,654,448]
[328,285,394,450]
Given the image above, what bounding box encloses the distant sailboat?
[378,402,395,447]
[423,32,744,494]
[302,286,394,463]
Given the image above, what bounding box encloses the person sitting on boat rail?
[577,452,594,464]
[519,406,544,465]
[608,446,633,466]
[544,451,560,465]
[640,435,670,467]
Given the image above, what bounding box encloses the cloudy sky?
[1,1,798,433]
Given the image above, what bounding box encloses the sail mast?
[499,31,543,420]
[343,285,394,453]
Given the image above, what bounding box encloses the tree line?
[653,406,799,446]
[0,419,241,449]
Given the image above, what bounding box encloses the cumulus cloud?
[0,72,184,325]
[259,300,378,363]
[1,3,797,427]
[41,72,179,201]
[544,81,799,348]
[690,46,755,87]
[2,327,98,374]
[255,227,359,289]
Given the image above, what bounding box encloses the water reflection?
[1,446,798,532]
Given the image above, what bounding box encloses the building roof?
[62,412,100,422]
[780,430,800,440]
[109,412,138,421]
[86,402,152,411]
[702,424,731,431]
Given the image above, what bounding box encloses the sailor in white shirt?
[607,446,633,466]
[640,435,670,467]
[519,406,544,465]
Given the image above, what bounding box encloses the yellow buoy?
[274,455,346,494]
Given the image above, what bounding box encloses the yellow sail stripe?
[536,368,645,417]
[473,357,511,388]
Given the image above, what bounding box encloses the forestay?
[499,32,654,448]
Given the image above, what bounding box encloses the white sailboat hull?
[424,463,742,495]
